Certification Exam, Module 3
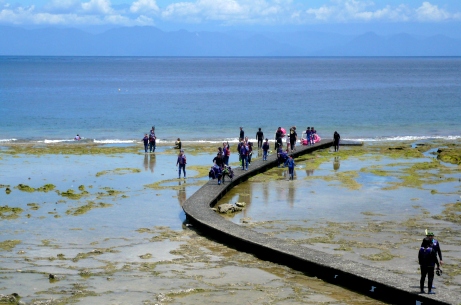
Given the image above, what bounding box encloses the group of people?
[209,142,232,185]
[142,126,157,153]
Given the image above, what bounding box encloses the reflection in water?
[263,183,269,206]
[305,168,314,176]
[143,154,156,173]
[333,156,340,171]
[143,154,148,171]
[177,180,187,206]
[238,182,253,218]
[288,183,295,207]
[149,154,156,173]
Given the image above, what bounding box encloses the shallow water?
[0,144,387,304]
[218,143,461,295]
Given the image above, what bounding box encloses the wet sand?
[219,140,461,298]
[3,140,459,304]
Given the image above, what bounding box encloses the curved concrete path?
[183,140,458,305]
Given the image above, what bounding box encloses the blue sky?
[1,0,461,33]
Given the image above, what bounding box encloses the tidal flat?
[219,140,461,296]
[0,142,388,305]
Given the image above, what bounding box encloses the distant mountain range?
[1,25,461,56]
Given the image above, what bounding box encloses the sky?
[1,0,461,34]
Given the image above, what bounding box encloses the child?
[262,138,269,161]
[286,155,295,180]
[142,134,149,153]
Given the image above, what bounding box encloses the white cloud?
[304,0,412,22]
[0,0,460,28]
[130,0,159,14]
[161,0,290,24]
[416,2,451,21]
[81,0,113,14]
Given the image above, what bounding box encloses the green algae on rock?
[58,189,90,200]
[66,201,112,216]
[0,240,21,251]
[433,202,461,224]
[0,206,23,219]
[437,147,461,165]
[95,167,141,177]
[14,183,56,192]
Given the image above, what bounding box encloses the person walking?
[256,128,264,149]
[176,149,187,179]
[418,238,440,294]
[262,138,269,161]
[223,142,230,166]
[286,155,295,180]
[239,141,249,171]
[334,131,340,152]
[142,134,149,153]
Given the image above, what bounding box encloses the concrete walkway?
[182,140,458,305]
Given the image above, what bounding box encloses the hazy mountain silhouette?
[1,25,460,56]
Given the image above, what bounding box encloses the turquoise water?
[1,56,461,143]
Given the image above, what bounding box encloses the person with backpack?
[262,138,269,161]
[418,238,440,294]
[176,149,187,179]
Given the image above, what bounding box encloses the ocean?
[1,56,460,143]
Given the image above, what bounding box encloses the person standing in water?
[176,149,187,179]
[334,131,340,152]
[256,128,264,149]
[287,155,295,180]
[142,134,149,153]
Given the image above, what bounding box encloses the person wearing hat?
[421,230,443,290]
[176,149,186,179]
[421,231,443,266]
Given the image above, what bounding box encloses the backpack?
[419,247,434,266]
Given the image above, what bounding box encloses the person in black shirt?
[289,127,297,151]
[275,127,283,150]
[333,131,340,152]
[239,127,244,140]
[256,128,264,149]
